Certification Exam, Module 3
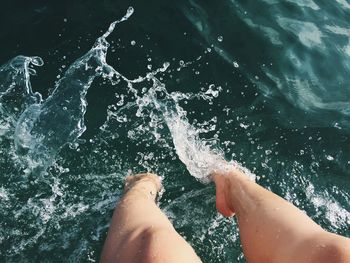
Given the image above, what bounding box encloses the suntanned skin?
[101,169,350,263]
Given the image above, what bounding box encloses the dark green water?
[0,0,349,262]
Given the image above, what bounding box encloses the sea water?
[0,1,349,262]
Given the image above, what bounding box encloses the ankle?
[132,180,158,195]
[124,176,161,201]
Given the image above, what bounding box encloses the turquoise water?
[0,1,349,262]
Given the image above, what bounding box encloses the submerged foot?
[124,173,162,201]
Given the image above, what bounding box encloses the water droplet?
[334,122,342,129]
[326,155,334,161]
[130,40,136,46]
[126,6,134,16]
[239,123,249,129]
[233,61,239,68]
[217,35,223,42]
[265,150,272,155]
[163,62,170,69]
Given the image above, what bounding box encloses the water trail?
[104,71,255,182]
[0,56,43,134]
[164,111,228,182]
[13,8,134,170]
[102,7,134,39]
[143,81,229,182]
[150,84,255,182]
[0,5,244,181]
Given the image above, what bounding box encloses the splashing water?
[0,7,249,259]
[2,6,230,179]
[11,8,136,171]
[126,78,255,182]
[0,56,43,134]
[1,3,349,262]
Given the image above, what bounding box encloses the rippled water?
[0,1,349,262]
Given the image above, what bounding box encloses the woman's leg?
[213,167,350,263]
[100,173,202,263]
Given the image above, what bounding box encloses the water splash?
[0,56,43,134]
[0,5,244,181]
[102,70,255,182]
[132,79,229,182]
[13,8,134,170]
[101,7,134,39]
[0,4,349,262]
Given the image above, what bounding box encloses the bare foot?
[212,173,235,217]
[124,173,162,201]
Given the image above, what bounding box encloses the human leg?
[100,173,202,263]
[213,168,350,263]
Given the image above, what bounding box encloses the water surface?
[0,1,349,262]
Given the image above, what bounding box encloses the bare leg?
[100,173,202,263]
[213,167,350,263]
